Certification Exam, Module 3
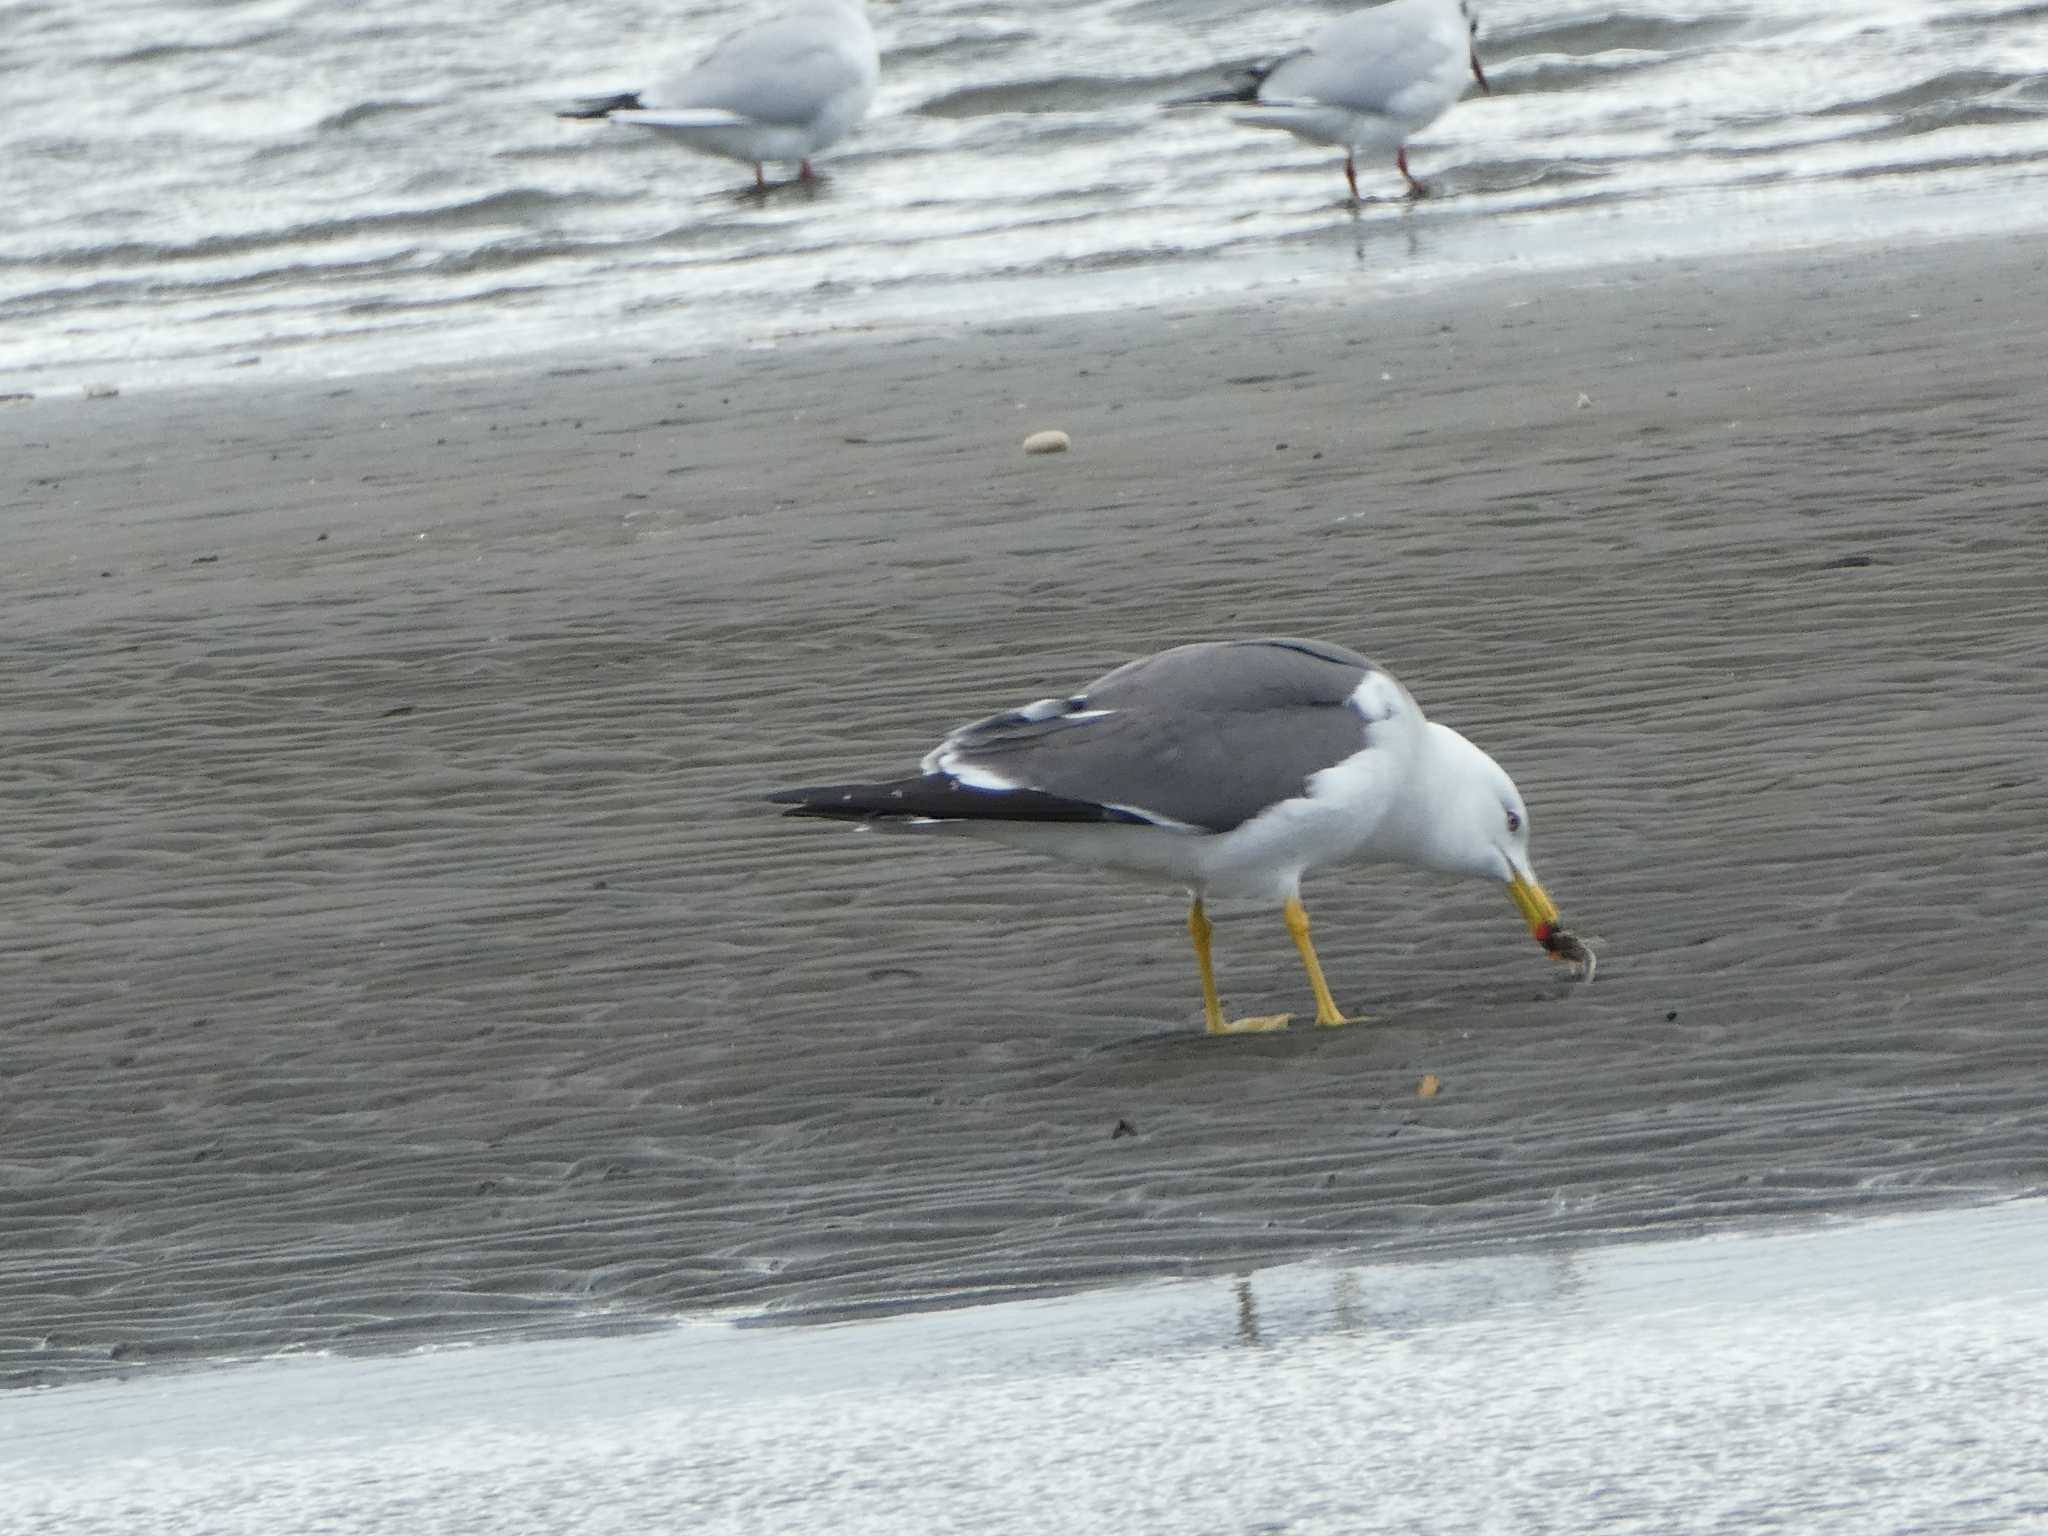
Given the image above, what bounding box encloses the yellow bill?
[1507,869,1560,937]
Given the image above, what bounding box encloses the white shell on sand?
[1022,429,1070,455]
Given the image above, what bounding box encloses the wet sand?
[7,1201,2048,1533]
[4,233,2047,1388]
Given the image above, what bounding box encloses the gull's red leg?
[1398,146,1428,199]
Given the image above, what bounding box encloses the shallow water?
[6,1201,2047,1534]
[5,0,2048,389]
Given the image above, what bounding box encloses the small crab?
[1537,921,1598,982]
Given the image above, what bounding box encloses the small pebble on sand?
[1022,429,1070,455]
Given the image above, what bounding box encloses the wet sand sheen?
[6,1202,2047,1533]
[3,234,2047,1387]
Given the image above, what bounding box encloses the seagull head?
[1420,723,1581,967]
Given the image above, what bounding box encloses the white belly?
[910,788,1393,905]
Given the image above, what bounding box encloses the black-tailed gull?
[769,638,1591,1035]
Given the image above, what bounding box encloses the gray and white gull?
[1176,0,1492,200]
[560,0,879,187]
[770,638,1591,1035]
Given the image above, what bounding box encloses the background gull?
[559,0,879,188]
[1173,0,1491,200]
[770,638,1591,1035]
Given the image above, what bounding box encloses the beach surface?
[4,232,2047,1389]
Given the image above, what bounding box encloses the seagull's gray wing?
[926,639,1391,833]
[663,6,874,127]
[1260,6,1460,117]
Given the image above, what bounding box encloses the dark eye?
[1506,810,1522,834]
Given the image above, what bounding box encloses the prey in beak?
[1508,869,1595,979]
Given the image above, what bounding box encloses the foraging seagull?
[558,0,879,188]
[1175,0,1491,200]
[769,639,1591,1035]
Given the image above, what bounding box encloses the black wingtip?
[556,91,643,120]
[1165,63,1269,108]
[1165,83,1261,108]
[765,776,1152,826]
[764,785,845,818]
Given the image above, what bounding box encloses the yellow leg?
[1191,897,1290,1035]
[1190,897,1224,1033]
[1283,896,1350,1027]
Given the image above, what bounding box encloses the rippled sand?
[3,235,2046,1387]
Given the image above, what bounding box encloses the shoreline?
[6,1200,2047,1531]
[8,206,2041,407]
